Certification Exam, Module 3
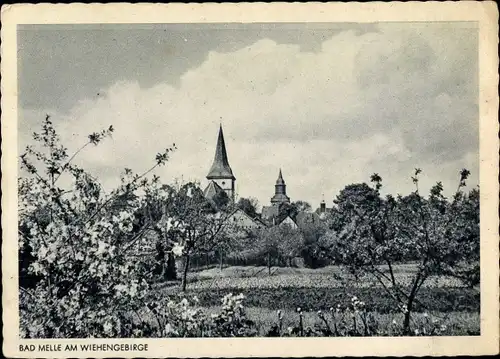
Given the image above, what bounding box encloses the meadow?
[154,264,480,336]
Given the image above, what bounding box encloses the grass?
[172,286,479,313]
[152,264,480,336]
[200,307,480,336]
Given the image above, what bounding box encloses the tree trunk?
[165,253,177,280]
[219,250,223,271]
[403,273,423,334]
[267,253,271,275]
[181,255,191,292]
[403,298,414,334]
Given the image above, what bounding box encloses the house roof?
[203,180,224,199]
[277,214,298,228]
[295,211,322,227]
[206,125,235,180]
[229,208,267,228]
[262,205,279,220]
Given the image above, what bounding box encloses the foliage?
[187,285,479,314]
[157,182,235,290]
[236,197,259,218]
[299,221,329,268]
[292,200,312,213]
[18,117,480,339]
[319,169,479,333]
[211,189,231,210]
[18,117,176,338]
[253,225,304,274]
[264,295,459,337]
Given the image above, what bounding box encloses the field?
[154,264,480,336]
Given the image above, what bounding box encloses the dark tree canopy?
[236,197,259,218]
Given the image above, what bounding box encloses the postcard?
[1,2,499,357]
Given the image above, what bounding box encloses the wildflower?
[172,243,184,257]
[392,319,397,325]
[103,321,113,335]
[440,324,447,331]
[423,313,428,318]
[414,329,419,335]
[296,307,302,313]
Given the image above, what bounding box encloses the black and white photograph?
[2,2,499,358]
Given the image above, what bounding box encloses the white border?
[2,2,499,357]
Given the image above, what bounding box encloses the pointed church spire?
[207,125,235,180]
[276,168,285,184]
[271,168,290,205]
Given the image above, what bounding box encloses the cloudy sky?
[18,22,478,209]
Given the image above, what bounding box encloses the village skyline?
[18,22,479,208]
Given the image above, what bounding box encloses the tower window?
[222,181,226,185]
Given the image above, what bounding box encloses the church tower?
[270,169,290,205]
[206,125,236,202]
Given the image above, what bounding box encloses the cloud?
[19,23,478,208]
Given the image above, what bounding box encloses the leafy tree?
[255,224,304,274]
[211,189,230,210]
[319,168,479,334]
[236,197,259,218]
[299,220,329,268]
[278,224,304,267]
[293,200,312,213]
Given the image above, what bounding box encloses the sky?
[18,22,478,209]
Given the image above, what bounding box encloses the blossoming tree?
[18,116,174,337]
[319,169,479,334]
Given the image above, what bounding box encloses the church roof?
[207,125,235,180]
[203,180,224,199]
[276,168,285,185]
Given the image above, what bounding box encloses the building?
[295,211,322,227]
[314,199,332,220]
[271,169,290,205]
[278,215,299,229]
[226,208,266,231]
[203,125,327,229]
[262,169,292,224]
[204,125,236,202]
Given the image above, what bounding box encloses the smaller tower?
[320,194,326,213]
[271,169,290,205]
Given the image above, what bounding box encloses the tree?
[293,200,312,213]
[277,224,304,267]
[319,168,479,334]
[236,197,259,218]
[255,224,304,274]
[18,116,175,337]
[299,220,328,268]
[211,189,230,210]
[255,227,281,275]
[160,182,234,291]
